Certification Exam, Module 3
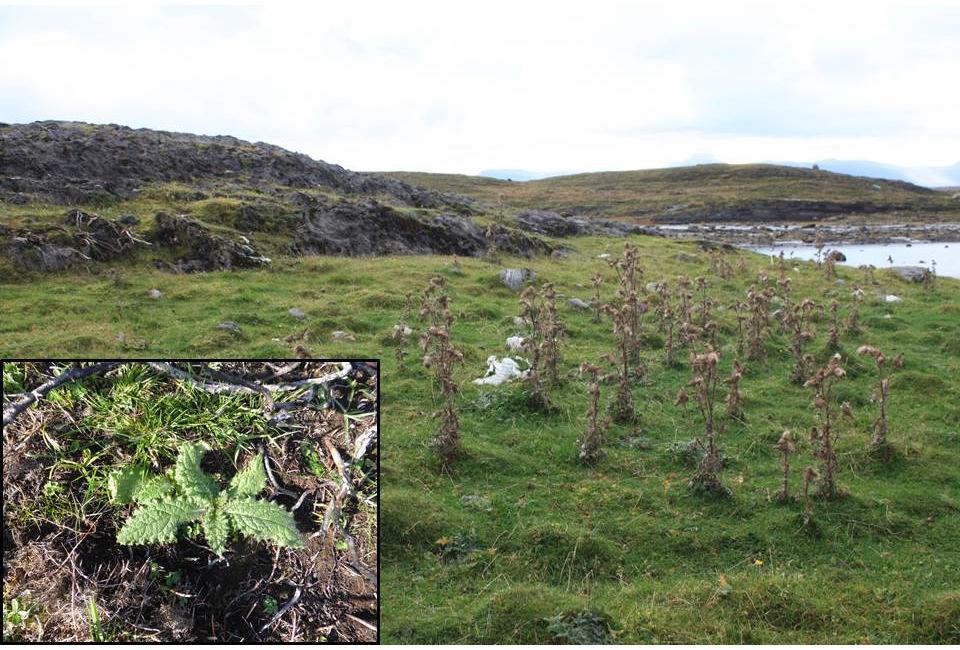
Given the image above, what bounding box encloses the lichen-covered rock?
[499,268,536,291]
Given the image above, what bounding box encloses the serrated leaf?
[223,498,304,548]
[174,442,219,500]
[227,452,266,498]
[116,497,204,546]
[202,504,230,556]
[135,472,178,503]
[108,465,148,504]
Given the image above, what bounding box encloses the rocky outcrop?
[151,212,271,272]
[0,121,473,212]
[291,199,552,258]
[4,209,141,272]
[514,210,655,237]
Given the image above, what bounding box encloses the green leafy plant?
[3,596,41,640]
[111,442,304,555]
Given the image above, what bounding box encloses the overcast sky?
[1,1,958,175]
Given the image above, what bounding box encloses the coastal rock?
[889,266,928,283]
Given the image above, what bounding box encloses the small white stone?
[885,295,902,303]
[148,289,162,299]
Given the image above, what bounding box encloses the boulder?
[499,268,536,291]
[889,266,928,283]
[288,307,306,319]
[331,330,356,342]
[568,298,591,311]
[148,289,162,300]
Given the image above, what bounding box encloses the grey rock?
[568,298,591,310]
[499,268,536,291]
[675,252,700,263]
[148,289,162,300]
[460,494,493,511]
[331,330,356,342]
[216,321,242,334]
[288,307,306,319]
[890,266,928,282]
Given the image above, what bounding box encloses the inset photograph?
[2,360,378,642]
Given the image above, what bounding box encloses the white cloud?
[0,1,957,173]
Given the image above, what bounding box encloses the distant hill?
[774,159,960,188]
[385,163,959,223]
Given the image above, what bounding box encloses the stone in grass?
[216,321,242,334]
[331,330,356,342]
[148,289,162,299]
[568,298,591,311]
[460,494,493,511]
[499,268,536,292]
[288,307,307,319]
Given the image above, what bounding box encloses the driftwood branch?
[2,362,121,427]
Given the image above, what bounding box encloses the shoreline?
[650,221,960,246]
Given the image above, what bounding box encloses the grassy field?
[3,228,959,642]
[384,164,960,221]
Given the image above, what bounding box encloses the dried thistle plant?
[784,298,816,383]
[609,243,644,364]
[709,250,733,278]
[687,345,728,496]
[731,299,747,357]
[804,353,847,498]
[518,283,564,409]
[540,282,564,386]
[823,251,837,280]
[604,297,637,424]
[846,286,864,333]
[591,272,604,323]
[577,362,607,464]
[857,345,902,454]
[828,300,841,349]
[419,276,464,470]
[775,430,796,502]
[745,284,773,361]
[724,359,745,420]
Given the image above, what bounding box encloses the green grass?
[2,224,959,642]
